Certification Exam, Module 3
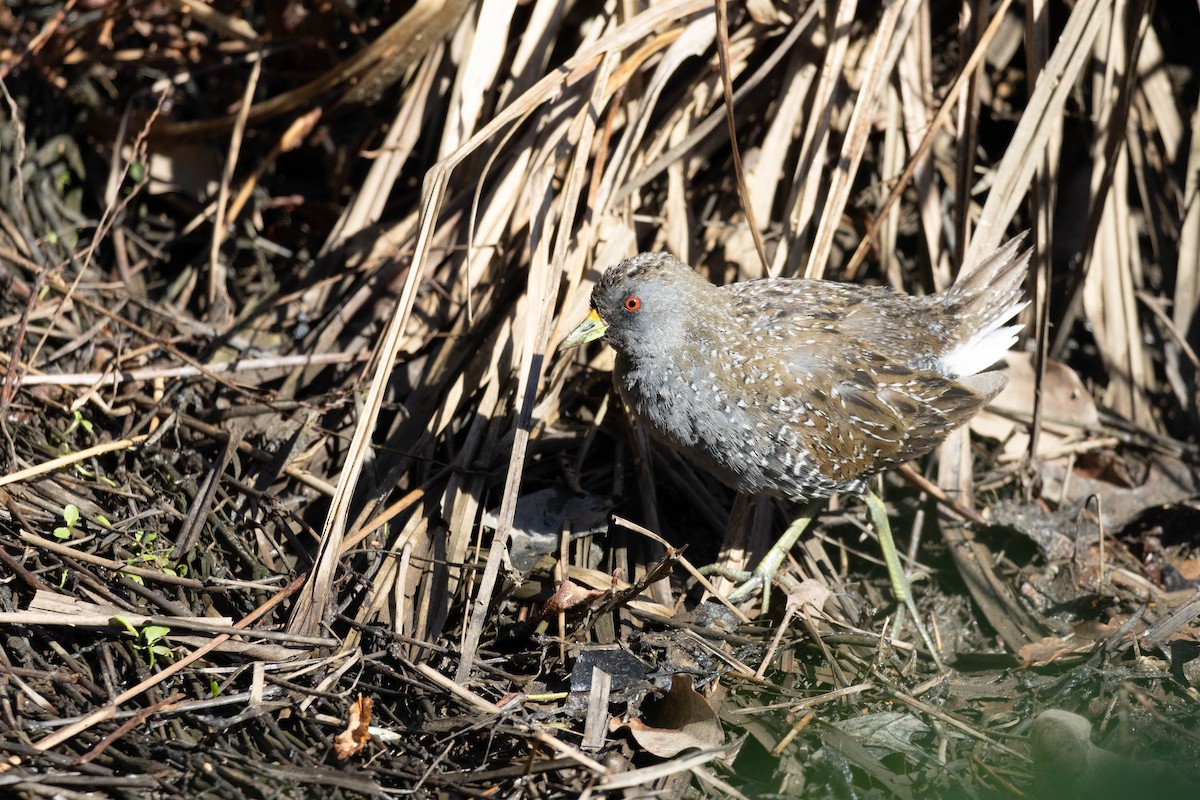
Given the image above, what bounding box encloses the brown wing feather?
[790,353,1002,484]
[719,273,1010,491]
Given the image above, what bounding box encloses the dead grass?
[1,0,1199,797]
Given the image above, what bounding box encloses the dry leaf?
[971,352,1100,458]
[1019,635,1097,667]
[610,674,724,757]
[1170,559,1200,582]
[540,579,607,618]
[785,579,832,614]
[334,694,374,760]
[1042,452,1200,531]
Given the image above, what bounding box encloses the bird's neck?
[613,347,704,447]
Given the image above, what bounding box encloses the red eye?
[624,296,641,312]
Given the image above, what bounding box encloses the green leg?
[721,501,821,611]
[865,490,945,670]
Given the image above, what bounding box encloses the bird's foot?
[725,570,767,604]
[701,508,819,612]
[864,491,946,672]
[700,564,781,612]
[701,564,797,613]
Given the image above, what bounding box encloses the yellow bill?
[559,308,608,351]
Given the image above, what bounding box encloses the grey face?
[588,253,705,358]
[592,275,678,355]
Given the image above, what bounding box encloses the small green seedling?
[53,504,80,540]
[124,531,187,585]
[113,615,174,670]
[62,409,94,439]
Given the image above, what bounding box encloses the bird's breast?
[613,349,847,499]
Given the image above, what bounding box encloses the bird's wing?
[722,280,1001,484]
[806,356,1004,484]
[725,278,949,364]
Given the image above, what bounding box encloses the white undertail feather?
[936,234,1031,379]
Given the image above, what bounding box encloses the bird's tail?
[936,234,1032,378]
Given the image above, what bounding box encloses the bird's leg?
[864,490,945,670]
[712,500,821,612]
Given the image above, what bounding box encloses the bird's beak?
[559,308,608,351]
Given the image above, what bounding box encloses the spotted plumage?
[561,238,1030,503]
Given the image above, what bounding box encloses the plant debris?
[2,0,1199,797]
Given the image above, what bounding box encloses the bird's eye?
[624,296,641,312]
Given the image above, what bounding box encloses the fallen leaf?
[610,674,724,757]
[971,352,1100,458]
[1019,635,1097,667]
[540,578,607,618]
[334,694,374,760]
[786,579,832,614]
[1042,452,1200,531]
[483,488,611,572]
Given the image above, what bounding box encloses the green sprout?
[113,615,174,670]
[124,530,187,585]
[62,410,94,438]
[53,504,80,540]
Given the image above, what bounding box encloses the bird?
[560,236,1030,665]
